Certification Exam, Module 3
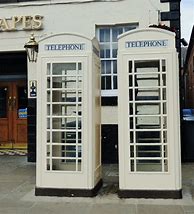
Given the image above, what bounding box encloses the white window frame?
[96,24,138,97]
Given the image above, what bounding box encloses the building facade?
[0,0,182,198]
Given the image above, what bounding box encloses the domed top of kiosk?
[118,28,176,52]
[38,33,99,57]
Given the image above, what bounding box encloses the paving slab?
[137,204,184,214]
[183,205,194,213]
[91,203,136,214]
[0,208,28,214]
[28,202,93,214]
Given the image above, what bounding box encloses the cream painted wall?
[101,106,118,124]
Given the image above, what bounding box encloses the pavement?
[0,156,194,214]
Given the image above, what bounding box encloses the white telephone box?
[35,34,102,197]
[117,28,181,198]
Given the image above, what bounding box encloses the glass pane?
[129,89,133,100]
[112,48,117,58]
[112,27,123,42]
[162,74,166,86]
[47,145,50,157]
[47,104,51,116]
[164,159,168,172]
[47,63,51,75]
[47,131,50,143]
[129,61,132,73]
[129,117,134,129]
[52,104,81,116]
[112,43,118,58]
[101,76,111,89]
[124,26,136,32]
[162,60,166,72]
[130,159,134,171]
[47,91,50,102]
[51,131,81,144]
[53,77,77,89]
[52,118,81,130]
[135,116,161,129]
[136,88,160,101]
[135,74,160,87]
[102,60,111,74]
[52,145,76,158]
[52,159,76,171]
[100,44,111,58]
[163,131,167,143]
[47,77,50,88]
[113,76,117,89]
[136,160,162,172]
[0,87,7,118]
[101,61,105,74]
[106,76,111,89]
[101,76,105,90]
[78,63,82,70]
[163,89,166,100]
[163,116,167,129]
[129,103,134,115]
[164,145,168,158]
[18,86,27,118]
[99,28,110,42]
[46,159,50,170]
[113,60,117,74]
[78,160,82,171]
[136,145,161,158]
[136,131,161,143]
[66,131,81,144]
[163,103,167,114]
[52,63,76,75]
[47,118,50,129]
[18,86,27,109]
[129,131,134,143]
[130,146,134,157]
[135,60,160,73]
[129,75,133,87]
[52,91,80,102]
[135,103,161,115]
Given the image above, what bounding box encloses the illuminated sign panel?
[45,44,85,51]
[126,40,168,48]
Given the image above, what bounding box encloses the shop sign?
[45,44,85,51]
[126,40,168,48]
[0,15,43,32]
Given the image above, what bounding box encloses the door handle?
[12,96,16,110]
[8,96,12,110]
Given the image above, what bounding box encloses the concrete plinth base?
[35,179,103,197]
[118,189,182,199]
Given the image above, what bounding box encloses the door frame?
[0,80,27,149]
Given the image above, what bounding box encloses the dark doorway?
[101,125,118,164]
